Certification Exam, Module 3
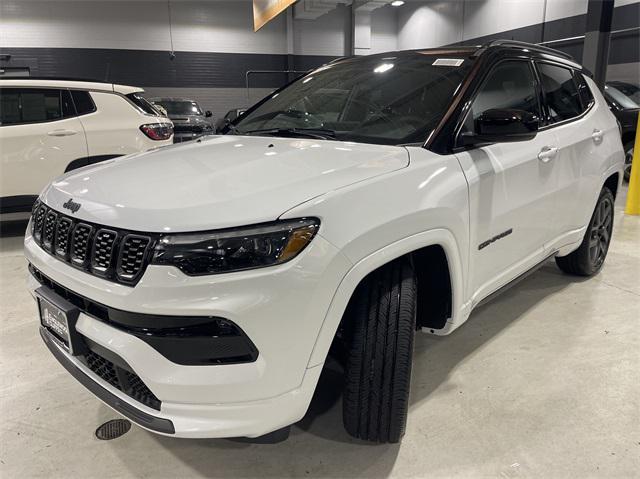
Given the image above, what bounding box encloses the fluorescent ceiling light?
[391,1,405,6]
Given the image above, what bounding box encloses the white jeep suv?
[0,79,173,221]
[25,41,624,443]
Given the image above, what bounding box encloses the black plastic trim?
[475,253,555,309]
[40,327,175,434]
[532,60,596,132]
[29,264,259,365]
[429,43,595,154]
[451,57,542,151]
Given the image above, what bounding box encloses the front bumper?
[40,326,323,438]
[25,230,351,438]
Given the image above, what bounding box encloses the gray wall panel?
[0,48,333,88]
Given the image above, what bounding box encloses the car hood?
[41,135,409,232]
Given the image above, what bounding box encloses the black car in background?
[149,97,214,143]
[604,81,639,181]
[215,108,247,133]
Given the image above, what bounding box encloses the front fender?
[307,228,466,368]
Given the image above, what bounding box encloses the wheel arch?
[306,228,465,368]
[603,171,620,199]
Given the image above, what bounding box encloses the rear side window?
[574,73,594,110]
[126,93,160,115]
[21,89,63,122]
[537,63,582,123]
[463,60,541,133]
[0,89,21,125]
[0,88,73,125]
[71,90,96,115]
[61,89,75,117]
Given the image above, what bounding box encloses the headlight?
[151,218,320,275]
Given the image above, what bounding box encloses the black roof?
[330,40,578,68]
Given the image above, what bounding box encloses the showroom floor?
[0,188,638,479]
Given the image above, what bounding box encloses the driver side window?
[463,61,540,134]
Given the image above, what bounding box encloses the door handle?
[538,146,558,163]
[592,129,604,144]
[47,129,77,137]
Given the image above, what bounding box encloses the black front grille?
[31,201,155,286]
[85,350,120,389]
[92,229,118,275]
[71,223,93,267]
[118,235,151,281]
[55,217,73,259]
[32,204,47,242]
[173,123,203,134]
[82,350,161,411]
[42,211,57,251]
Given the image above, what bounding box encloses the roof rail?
[477,40,575,61]
[0,76,111,84]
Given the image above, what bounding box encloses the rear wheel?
[624,142,633,182]
[556,187,614,276]
[342,258,417,443]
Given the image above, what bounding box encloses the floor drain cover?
[95,419,132,440]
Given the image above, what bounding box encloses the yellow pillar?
[625,112,640,216]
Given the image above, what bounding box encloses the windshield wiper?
[220,121,241,135]
[242,127,336,140]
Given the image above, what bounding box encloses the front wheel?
[342,258,417,443]
[556,187,614,276]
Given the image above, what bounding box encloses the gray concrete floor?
[1,188,638,479]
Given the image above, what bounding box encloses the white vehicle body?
[24,43,624,441]
[0,79,173,220]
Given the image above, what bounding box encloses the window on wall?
[463,60,540,134]
[537,63,583,123]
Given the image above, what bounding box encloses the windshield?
[231,53,474,145]
[605,83,640,110]
[154,100,203,116]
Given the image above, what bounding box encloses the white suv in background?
[25,41,624,444]
[0,79,173,221]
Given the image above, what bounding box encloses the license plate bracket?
[36,286,86,356]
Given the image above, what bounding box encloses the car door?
[0,88,88,200]
[454,60,560,304]
[535,63,606,239]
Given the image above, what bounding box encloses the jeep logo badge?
[62,198,81,214]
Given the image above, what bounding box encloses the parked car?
[149,97,214,142]
[0,79,173,221]
[26,41,623,443]
[215,108,246,133]
[604,81,639,181]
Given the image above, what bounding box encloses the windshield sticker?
[433,58,465,67]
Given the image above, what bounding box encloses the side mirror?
[462,109,539,145]
[205,110,213,118]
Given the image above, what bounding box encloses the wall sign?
[253,0,296,32]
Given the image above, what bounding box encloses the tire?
[342,257,417,443]
[555,187,614,276]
